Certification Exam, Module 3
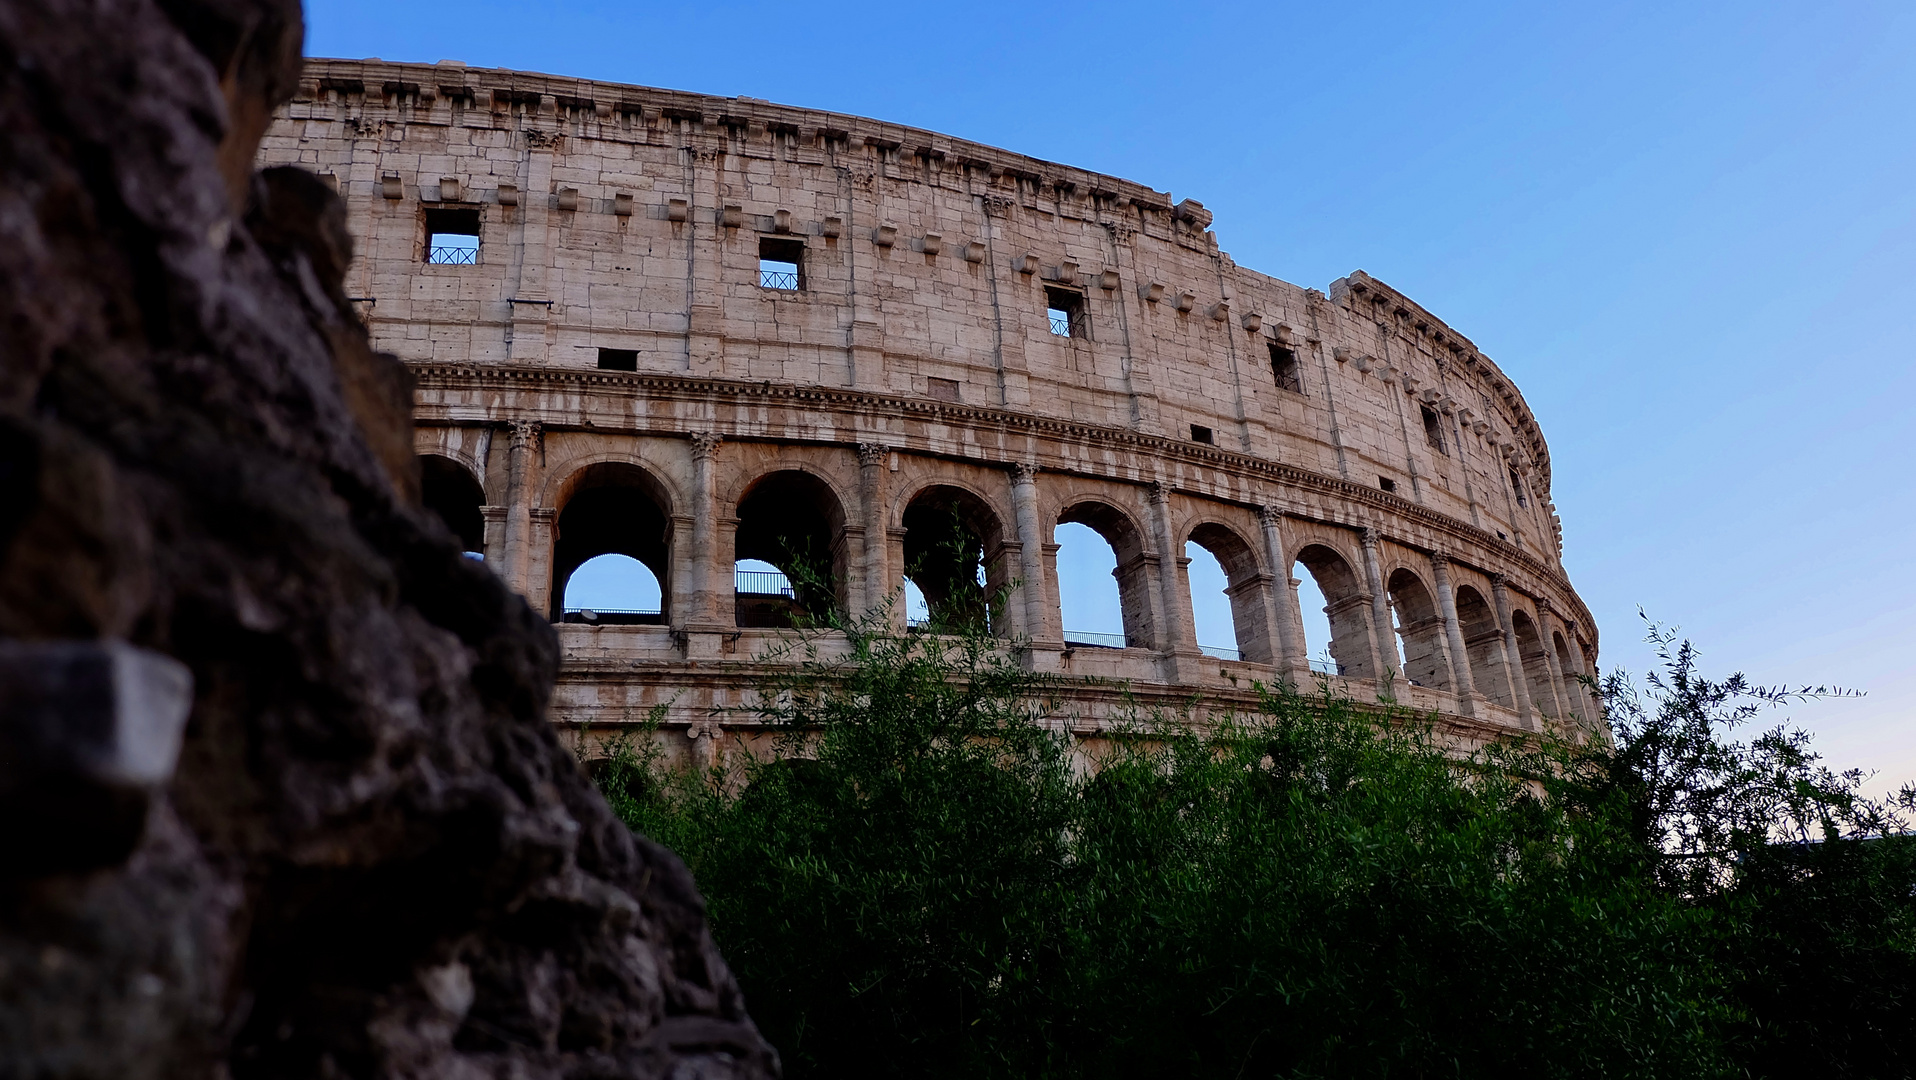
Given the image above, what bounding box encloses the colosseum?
[259,58,1602,758]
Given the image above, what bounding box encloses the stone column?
[526,507,557,617]
[1257,507,1312,686]
[857,442,891,623]
[507,142,554,364]
[1490,574,1535,729]
[1148,481,1201,681]
[1535,601,1574,728]
[1429,552,1477,717]
[1360,528,1401,683]
[480,505,508,566]
[679,433,725,657]
[1567,625,1601,729]
[500,420,541,597]
[1009,463,1059,669]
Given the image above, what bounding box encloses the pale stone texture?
[262,59,1601,757]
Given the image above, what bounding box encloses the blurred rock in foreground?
[0,0,776,1075]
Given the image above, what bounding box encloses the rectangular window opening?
[1379,476,1398,493]
[1190,424,1214,445]
[597,348,638,371]
[1045,286,1086,338]
[758,236,804,290]
[1509,468,1528,506]
[425,207,481,265]
[1421,406,1448,455]
[1269,343,1302,393]
[926,377,961,402]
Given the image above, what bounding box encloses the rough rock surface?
[0,0,778,1075]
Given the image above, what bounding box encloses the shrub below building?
[591,616,1916,1080]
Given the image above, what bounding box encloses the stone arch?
[732,468,849,627]
[1386,567,1451,691]
[901,483,1010,636]
[1291,543,1376,679]
[1510,609,1557,719]
[543,450,685,515]
[1453,584,1515,710]
[418,453,486,554]
[1056,497,1154,649]
[549,461,674,623]
[1186,519,1271,664]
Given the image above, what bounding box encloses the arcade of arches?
[414,432,1600,739]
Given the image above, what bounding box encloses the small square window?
[1421,406,1447,455]
[1045,286,1086,338]
[425,207,481,265]
[926,377,961,402]
[759,236,804,290]
[1270,343,1302,393]
[1379,476,1397,493]
[1190,424,1214,445]
[597,348,637,371]
[1509,468,1528,507]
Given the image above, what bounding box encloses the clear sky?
[308,0,1916,791]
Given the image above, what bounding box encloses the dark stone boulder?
[0,0,777,1075]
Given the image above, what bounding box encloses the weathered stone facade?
[260,58,1600,754]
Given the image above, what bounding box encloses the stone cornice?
[406,361,1597,647]
[297,58,1185,222]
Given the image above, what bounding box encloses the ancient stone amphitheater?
[259,58,1602,758]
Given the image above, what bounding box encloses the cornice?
[406,361,1596,645]
[297,58,1182,217]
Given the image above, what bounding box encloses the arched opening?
[1186,523,1269,663]
[733,470,847,628]
[1291,545,1375,679]
[562,554,663,623]
[1057,501,1151,650]
[1553,630,1588,724]
[1387,568,1451,691]
[551,463,672,624]
[1512,611,1557,719]
[902,485,1008,635]
[419,454,485,557]
[1454,585,1515,710]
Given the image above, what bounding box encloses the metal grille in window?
[734,568,795,597]
[1045,286,1085,338]
[759,263,799,289]
[428,242,478,265]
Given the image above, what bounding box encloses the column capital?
[1148,479,1172,505]
[1360,526,1381,549]
[689,432,722,460]
[1428,550,1450,568]
[1010,461,1039,483]
[857,441,891,467]
[1490,572,1509,590]
[507,419,542,450]
[1257,504,1284,527]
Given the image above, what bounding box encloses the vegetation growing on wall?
[590,610,1916,1080]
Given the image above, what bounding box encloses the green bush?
[594,614,1915,1079]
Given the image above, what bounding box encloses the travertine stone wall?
[260,58,1600,752]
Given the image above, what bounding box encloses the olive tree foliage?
[589,602,1916,1080]
[1582,613,1914,895]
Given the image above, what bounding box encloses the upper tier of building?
[261,57,1569,569]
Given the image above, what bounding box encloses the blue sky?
[311,0,1916,790]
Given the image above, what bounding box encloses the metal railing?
[734,568,795,596]
[1048,310,1073,336]
[1063,630,1126,650]
[428,244,478,265]
[759,266,799,290]
[561,606,662,625]
[1199,644,1242,661]
[1308,657,1344,675]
